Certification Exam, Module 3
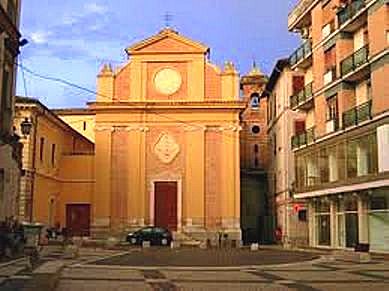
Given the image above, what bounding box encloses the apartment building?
[288,0,389,252]
[0,0,22,221]
[264,59,308,247]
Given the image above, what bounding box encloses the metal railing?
[340,45,369,76]
[292,126,315,149]
[290,82,314,109]
[342,99,372,128]
[337,0,366,27]
[289,40,312,66]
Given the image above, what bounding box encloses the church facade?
[90,28,245,240]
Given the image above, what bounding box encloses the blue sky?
[17,0,300,108]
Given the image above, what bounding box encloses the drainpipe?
[29,110,41,222]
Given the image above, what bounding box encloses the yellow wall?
[57,114,95,142]
[15,99,95,227]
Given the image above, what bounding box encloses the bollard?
[250,243,259,251]
[142,241,151,248]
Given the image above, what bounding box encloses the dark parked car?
[126,227,172,246]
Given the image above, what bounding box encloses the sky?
[17,0,300,108]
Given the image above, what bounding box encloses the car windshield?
[141,228,153,234]
[154,227,166,233]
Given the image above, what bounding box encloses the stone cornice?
[88,100,246,111]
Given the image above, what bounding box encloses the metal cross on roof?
[164,12,173,27]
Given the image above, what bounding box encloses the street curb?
[69,255,325,271]
[0,257,26,268]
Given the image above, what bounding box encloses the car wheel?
[130,238,137,245]
[161,238,168,246]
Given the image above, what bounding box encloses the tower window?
[83,121,87,131]
[250,93,260,109]
[251,125,260,134]
[254,144,259,153]
[254,157,259,168]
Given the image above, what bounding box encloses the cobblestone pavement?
[56,250,389,291]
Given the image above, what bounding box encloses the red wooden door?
[66,204,90,236]
[154,182,177,231]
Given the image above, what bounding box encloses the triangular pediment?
[126,28,209,55]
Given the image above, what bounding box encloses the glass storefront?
[315,200,331,246]
[369,188,389,252]
[337,195,358,248]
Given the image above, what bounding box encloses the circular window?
[153,68,182,95]
[251,125,260,134]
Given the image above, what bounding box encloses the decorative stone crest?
[154,133,180,164]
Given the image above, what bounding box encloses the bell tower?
[240,62,273,244]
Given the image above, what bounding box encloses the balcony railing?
[292,126,315,149]
[290,82,314,109]
[342,99,372,129]
[340,45,369,77]
[289,40,312,66]
[337,0,366,27]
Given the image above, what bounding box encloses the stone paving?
[56,258,389,291]
[1,247,389,290]
[56,249,389,291]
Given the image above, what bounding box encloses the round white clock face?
[153,68,182,95]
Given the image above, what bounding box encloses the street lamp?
[20,117,33,137]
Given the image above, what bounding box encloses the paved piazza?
[0,248,389,290]
[56,256,389,291]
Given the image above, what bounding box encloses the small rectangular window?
[83,121,87,131]
[51,144,56,166]
[40,137,45,161]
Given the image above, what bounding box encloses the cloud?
[84,2,107,14]
[30,30,51,44]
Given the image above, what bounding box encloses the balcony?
[290,82,314,110]
[288,0,315,30]
[342,100,372,129]
[292,126,315,149]
[340,45,369,79]
[337,0,368,31]
[289,40,313,68]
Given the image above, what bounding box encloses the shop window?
[337,196,359,248]
[369,188,389,252]
[315,200,331,246]
[298,209,307,222]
